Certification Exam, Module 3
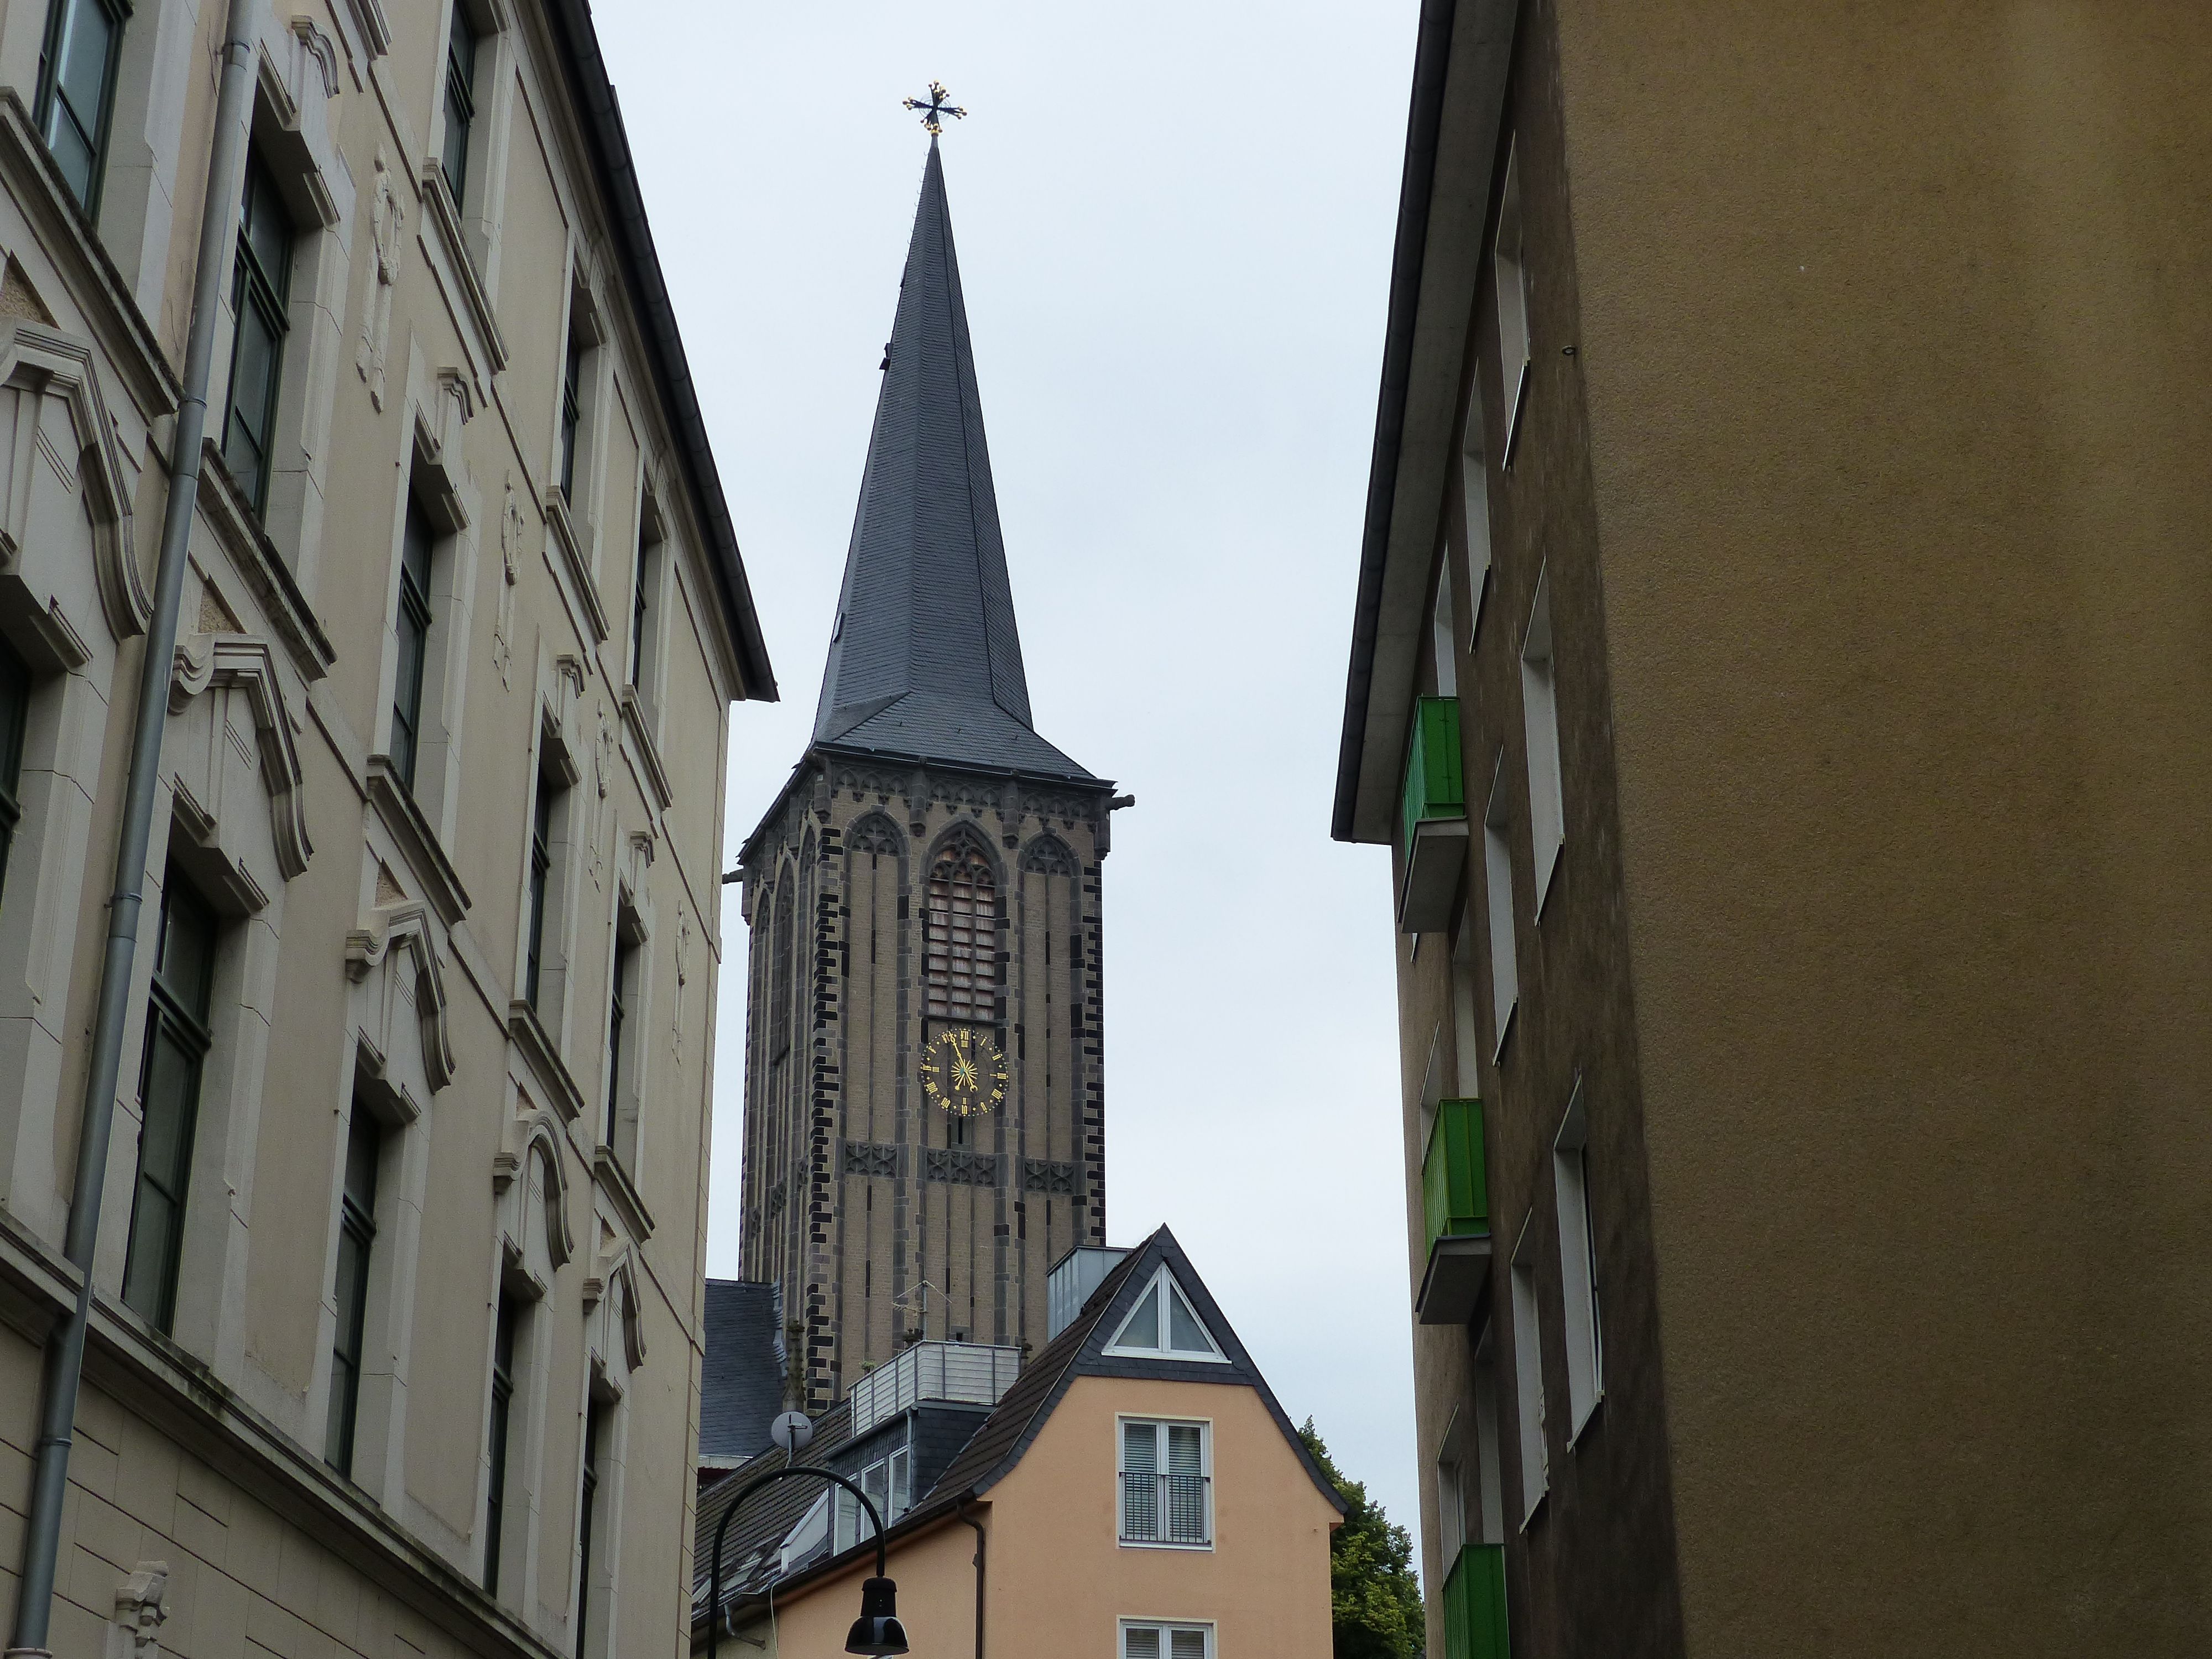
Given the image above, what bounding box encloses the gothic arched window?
[925,837,996,1022]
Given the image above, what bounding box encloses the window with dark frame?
[628,526,654,691]
[392,499,435,792]
[526,765,560,1011]
[484,1293,518,1594]
[36,0,124,213]
[325,1108,380,1475]
[576,1399,604,1655]
[122,870,218,1334]
[559,328,585,500]
[221,152,294,518]
[924,839,995,1023]
[604,934,631,1148]
[0,636,30,916]
[441,4,478,208]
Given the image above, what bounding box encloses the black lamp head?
[845,1575,910,1656]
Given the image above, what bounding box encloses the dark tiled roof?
[808,139,1093,780]
[699,1280,783,1463]
[925,1245,1147,1499]
[692,1397,860,1618]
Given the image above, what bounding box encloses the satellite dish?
[771,1410,813,1455]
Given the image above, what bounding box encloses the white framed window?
[1553,1079,1603,1441]
[1495,139,1532,467]
[1460,361,1493,646]
[1450,900,1483,1097]
[833,1444,915,1552]
[1470,1320,1508,1547]
[1119,1418,1212,1549]
[1121,1621,1213,1659]
[1520,566,1565,911]
[1105,1265,1227,1362]
[1481,754,1519,1059]
[1509,1219,1547,1524]
[1436,1432,1467,1562]
[1431,556,1457,697]
[782,1492,828,1571]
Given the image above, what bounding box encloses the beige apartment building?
[1335,2,2212,1657]
[0,2,771,1657]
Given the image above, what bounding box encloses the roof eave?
[541,0,778,703]
[1332,0,1520,845]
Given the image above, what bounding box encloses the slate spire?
[811,139,1093,781]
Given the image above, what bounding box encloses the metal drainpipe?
[959,1504,985,1659]
[6,3,260,1653]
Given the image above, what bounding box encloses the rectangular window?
[1481,755,1519,1058]
[526,765,562,1011]
[604,935,632,1147]
[1450,902,1482,1097]
[1460,371,1493,645]
[1119,1418,1211,1548]
[628,525,658,692]
[325,1108,381,1475]
[392,499,435,793]
[0,636,30,917]
[1471,1321,1507,1547]
[1495,140,1531,466]
[222,152,294,518]
[1431,557,1457,698]
[484,1293,518,1594]
[122,870,218,1333]
[442,4,478,208]
[1437,1451,1466,1561]
[1121,1624,1212,1659]
[1509,1222,1547,1524]
[559,328,585,500]
[36,0,123,213]
[576,1399,604,1656]
[1554,1081,1602,1439]
[1520,567,1565,909]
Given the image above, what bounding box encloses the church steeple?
[812,140,1092,781]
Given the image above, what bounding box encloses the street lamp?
[707,1463,909,1658]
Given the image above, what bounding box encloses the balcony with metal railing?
[1119,1472,1212,1547]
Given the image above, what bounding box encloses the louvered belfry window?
[925,839,995,1022]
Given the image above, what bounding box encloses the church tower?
[736,139,1118,1411]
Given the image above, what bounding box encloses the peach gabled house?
[691,1227,1343,1658]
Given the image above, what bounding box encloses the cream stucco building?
[0,2,771,1657]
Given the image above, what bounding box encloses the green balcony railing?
[1422,1098,1490,1258]
[1443,1541,1509,1659]
[1401,696,1465,854]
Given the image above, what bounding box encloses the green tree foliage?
[1299,1417,1426,1659]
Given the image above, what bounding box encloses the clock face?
[920,1026,1006,1119]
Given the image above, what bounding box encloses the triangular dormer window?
[1105,1265,1227,1362]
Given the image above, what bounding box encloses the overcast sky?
[597,2,1425,1538]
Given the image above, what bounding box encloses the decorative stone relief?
[847,815,901,857]
[106,1561,168,1659]
[168,633,312,880]
[834,766,907,803]
[1021,834,1076,877]
[493,474,522,687]
[842,1141,900,1178]
[1021,1159,1076,1196]
[923,1147,999,1188]
[354,153,401,408]
[344,900,456,1091]
[0,321,141,645]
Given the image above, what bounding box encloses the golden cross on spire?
[902,80,966,136]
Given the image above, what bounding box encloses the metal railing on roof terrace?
[848,1340,1021,1437]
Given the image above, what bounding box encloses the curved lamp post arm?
[708,1463,892,1659]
